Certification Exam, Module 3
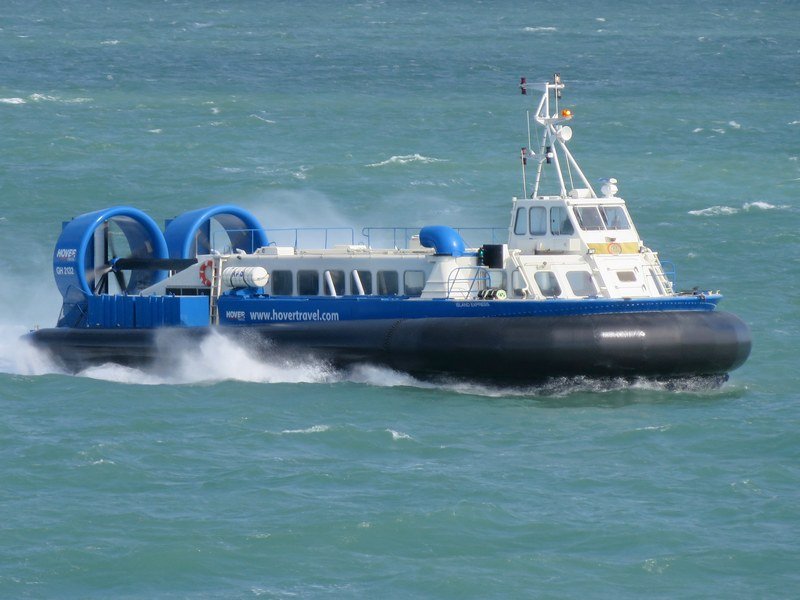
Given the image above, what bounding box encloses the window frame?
[403,270,425,297]
[534,271,562,297]
[297,270,320,296]
[377,270,399,296]
[270,270,293,295]
[565,270,598,297]
[550,206,575,236]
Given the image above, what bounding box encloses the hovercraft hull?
[28,310,751,384]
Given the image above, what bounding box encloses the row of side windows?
[514,206,574,236]
[271,269,426,297]
[514,205,631,236]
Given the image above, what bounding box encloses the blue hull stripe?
[217,294,720,325]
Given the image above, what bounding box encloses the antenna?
[520,74,597,199]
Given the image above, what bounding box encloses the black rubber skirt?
[28,310,751,383]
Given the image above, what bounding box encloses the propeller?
[89,221,198,295]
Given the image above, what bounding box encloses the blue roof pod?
[419,225,467,258]
[164,205,269,259]
[53,206,168,299]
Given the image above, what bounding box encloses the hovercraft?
[28,76,751,384]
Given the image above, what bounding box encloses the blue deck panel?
[86,295,209,328]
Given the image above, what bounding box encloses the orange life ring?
[199,260,213,286]
[608,242,622,255]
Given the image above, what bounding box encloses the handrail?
[207,225,508,252]
[445,266,490,300]
[265,227,355,250]
[660,260,677,289]
[507,250,534,299]
[210,227,355,252]
[361,226,507,249]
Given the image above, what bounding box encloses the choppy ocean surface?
[1,1,798,597]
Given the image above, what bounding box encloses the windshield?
[572,205,631,231]
[600,206,631,230]
[573,206,605,230]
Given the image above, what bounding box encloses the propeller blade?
[91,263,113,280]
[94,272,108,294]
[113,269,127,293]
[113,257,198,272]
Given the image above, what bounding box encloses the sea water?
[1,1,798,597]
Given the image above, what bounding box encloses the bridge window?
[297,270,319,295]
[529,206,547,235]
[600,206,631,230]
[404,270,425,297]
[566,271,597,297]
[351,270,372,295]
[323,270,345,296]
[271,270,293,295]
[514,207,527,235]
[573,206,605,231]
[534,271,561,297]
[377,270,399,295]
[550,207,574,235]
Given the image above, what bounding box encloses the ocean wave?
[523,26,557,32]
[12,94,93,104]
[688,205,739,216]
[74,331,335,385]
[387,429,412,441]
[280,425,330,435]
[0,333,60,376]
[689,201,789,216]
[250,113,276,124]
[366,154,446,168]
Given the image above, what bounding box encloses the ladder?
[209,258,224,324]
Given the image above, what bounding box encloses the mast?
[519,74,597,199]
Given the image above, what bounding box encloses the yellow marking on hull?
[588,242,640,255]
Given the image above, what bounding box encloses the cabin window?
[534,271,561,297]
[351,270,372,295]
[573,206,605,231]
[404,270,425,297]
[550,207,574,235]
[566,271,597,297]
[377,270,399,295]
[616,270,637,283]
[323,270,345,296]
[297,270,319,295]
[529,206,547,235]
[271,270,293,295]
[514,207,527,235]
[512,269,527,298]
[601,206,631,230]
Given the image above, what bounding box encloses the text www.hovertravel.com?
[225,309,340,322]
